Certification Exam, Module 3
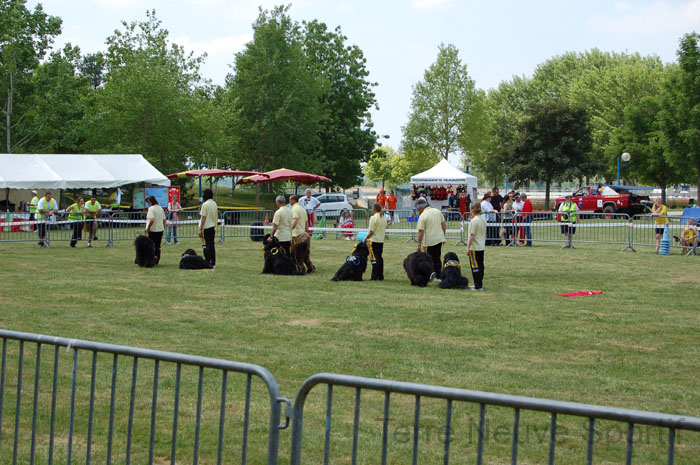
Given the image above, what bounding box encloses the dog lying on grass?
[179,249,213,270]
[134,235,155,268]
[262,234,298,275]
[403,251,434,287]
[331,241,369,281]
[438,252,469,289]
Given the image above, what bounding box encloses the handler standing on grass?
[199,188,218,268]
[36,191,58,248]
[466,202,487,291]
[364,202,387,281]
[268,195,292,255]
[415,197,446,280]
[290,194,315,273]
[66,197,85,248]
[558,194,578,248]
[145,196,166,265]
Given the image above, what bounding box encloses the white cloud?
[338,3,357,15]
[410,0,456,12]
[590,0,700,35]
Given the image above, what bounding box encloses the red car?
[555,185,652,217]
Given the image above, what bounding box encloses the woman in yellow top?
[681,218,698,255]
[651,198,668,254]
[364,202,387,281]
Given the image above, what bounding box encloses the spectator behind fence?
[299,189,320,227]
[558,194,578,248]
[688,198,698,208]
[36,192,58,248]
[500,194,514,244]
[520,193,533,246]
[66,197,85,248]
[84,195,102,248]
[387,190,397,219]
[680,218,698,255]
[480,193,497,246]
[512,192,525,245]
[490,187,503,212]
[338,209,354,239]
[651,198,668,254]
[166,193,182,245]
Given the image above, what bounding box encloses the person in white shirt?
[480,193,496,246]
[299,189,320,227]
[512,192,525,245]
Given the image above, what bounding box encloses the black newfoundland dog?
[134,235,156,268]
[438,252,470,289]
[179,249,213,270]
[403,251,435,287]
[262,234,298,275]
[331,241,370,281]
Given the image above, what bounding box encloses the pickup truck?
[554,185,652,217]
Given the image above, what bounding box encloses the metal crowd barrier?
[630,214,699,254]
[0,329,288,465]
[2,330,699,464]
[288,373,700,465]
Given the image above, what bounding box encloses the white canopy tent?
[410,159,478,189]
[0,154,170,189]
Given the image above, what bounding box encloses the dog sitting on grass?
[134,235,155,268]
[403,251,434,287]
[291,232,314,274]
[262,234,298,275]
[179,249,213,270]
[331,241,369,281]
[438,252,470,289]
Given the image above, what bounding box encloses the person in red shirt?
[521,193,533,246]
[376,189,387,209]
[387,190,397,219]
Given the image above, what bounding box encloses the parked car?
[313,193,353,219]
[554,185,652,217]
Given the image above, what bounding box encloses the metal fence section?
[630,214,699,254]
[0,329,289,465]
[288,373,700,465]
[221,209,274,241]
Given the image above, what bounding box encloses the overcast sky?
[27,0,700,153]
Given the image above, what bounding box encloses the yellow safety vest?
[85,200,100,218]
[68,203,84,221]
[29,196,39,213]
[36,197,57,220]
[561,202,577,223]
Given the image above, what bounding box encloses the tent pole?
[199,176,203,204]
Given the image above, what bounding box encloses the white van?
[313,193,353,218]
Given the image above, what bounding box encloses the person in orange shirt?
[376,189,387,210]
[387,190,398,220]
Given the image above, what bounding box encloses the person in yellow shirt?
[199,188,218,268]
[145,196,166,265]
[290,194,315,273]
[415,197,446,280]
[651,198,668,254]
[66,197,85,248]
[268,195,292,254]
[364,202,387,281]
[680,218,698,255]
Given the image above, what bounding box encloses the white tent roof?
[0,154,170,189]
[410,159,477,187]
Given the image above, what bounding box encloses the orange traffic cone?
[264,212,270,225]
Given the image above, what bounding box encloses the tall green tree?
[226,5,323,203]
[511,102,592,209]
[0,0,61,152]
[24,44,91,153]
[401,43,485,163]
[391,146,440,185]
[84,10,213,174]
[364,146,398,188]
[611,95,681,202]
[661,32,700,200]
[303,20,377,188]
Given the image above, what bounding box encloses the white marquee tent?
[410,159,477,189]
[0,154,170,189]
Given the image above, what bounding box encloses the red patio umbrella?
[240,168,331,184]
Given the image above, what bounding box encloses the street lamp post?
[617,152,631,185]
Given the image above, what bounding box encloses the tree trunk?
[697,162,700,202]
[255,183,260,206]
[545,179,551,210]
[6,73,13,153]
[661,185,667,205]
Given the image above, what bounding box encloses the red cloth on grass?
[553,291,603,297]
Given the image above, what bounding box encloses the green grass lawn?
[0,237,699,463]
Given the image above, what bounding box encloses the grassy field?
[0,236,699,463]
